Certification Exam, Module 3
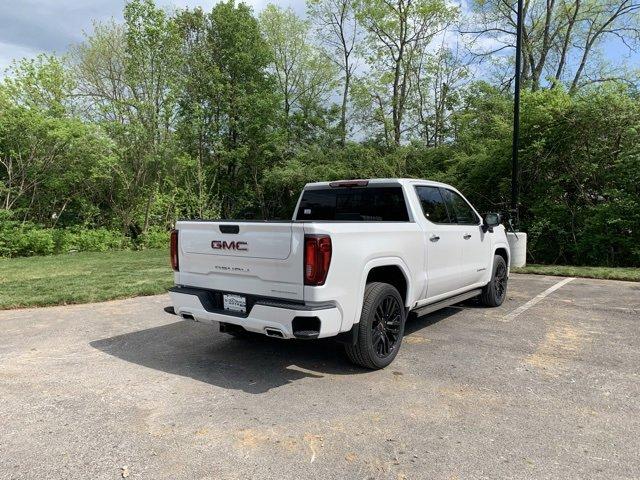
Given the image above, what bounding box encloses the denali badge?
[211,240,248,251]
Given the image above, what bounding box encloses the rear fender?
[350,257,412,329]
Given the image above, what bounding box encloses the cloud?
[0,0,122,53]
[0,42,41,73]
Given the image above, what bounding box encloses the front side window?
[441,189,479,225]
[415,186,450,223]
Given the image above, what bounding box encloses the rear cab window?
[415,186,450,223]
[296,186,409,221]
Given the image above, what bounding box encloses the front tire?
[480,255,508,307]
[345,282,406,369]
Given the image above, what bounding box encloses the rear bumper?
[168,286,342,339]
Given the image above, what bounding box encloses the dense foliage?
[1,0,639,266]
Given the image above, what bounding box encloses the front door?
[440,188,491,286]
[414,185,468,300]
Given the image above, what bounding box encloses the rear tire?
[345,282,406,369]
[480,255,508,307]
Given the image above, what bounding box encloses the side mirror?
[482,212,501,233]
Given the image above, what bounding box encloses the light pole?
[506,0,528,269]
[511,0,523,225]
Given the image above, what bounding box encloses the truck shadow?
[405,306,462,336]
[405,301,479,336]
[90,319,365,394]
[90,305,463,394]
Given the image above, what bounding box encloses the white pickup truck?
[169,179,510,369]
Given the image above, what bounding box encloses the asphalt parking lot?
[1,274,639,480]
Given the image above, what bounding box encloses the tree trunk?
[143,191,154,234]
[570,39,594,93]
[554,0,580,83]
[340,69,350,146]
[392,55,403,146]
[530,0,556,91]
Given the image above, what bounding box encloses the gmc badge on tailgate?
[211,240,248,251]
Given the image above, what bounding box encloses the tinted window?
[296,187,409,221]
[415,186,450,223]
[441,189,478,225]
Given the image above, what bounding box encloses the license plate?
[223,294,246,314]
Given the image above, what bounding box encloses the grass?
[512,264,640,282]
[0,249,173,310]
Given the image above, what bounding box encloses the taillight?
[170,229,179,271]
[304,235,331,286]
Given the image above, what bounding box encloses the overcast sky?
[0,0,304,72]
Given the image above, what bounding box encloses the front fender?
[492,241,511,276]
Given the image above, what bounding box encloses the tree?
[174,1,280,218]
[355,0,457,145]
[411,42,469,146]
[568,0,640,92]
[123,0,181,232]
[72,0,180,232]
[308,0,360,145]
[1,55,73,117]
[465,0,640,92]
[259,5,338,141]
[0,59,113,225]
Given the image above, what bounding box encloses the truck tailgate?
[176,221,305,301]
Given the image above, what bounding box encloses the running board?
[411,289,482,318]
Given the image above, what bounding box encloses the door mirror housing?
[482,212,501,233]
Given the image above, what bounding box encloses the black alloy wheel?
[480,255,508,307]
[494,260,508,303]
[345,282,406,369]
[371,295,403,358]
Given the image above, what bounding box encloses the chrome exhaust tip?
[264,328,285,338]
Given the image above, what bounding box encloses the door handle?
[463,234,472,240]
[429,234,440,242]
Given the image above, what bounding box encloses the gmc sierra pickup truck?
[169,179,510,369]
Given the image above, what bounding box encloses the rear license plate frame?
[223,293,247,314]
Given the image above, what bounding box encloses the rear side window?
[296,187,409,221]
[441,189,479,225]
[415,186,450,223]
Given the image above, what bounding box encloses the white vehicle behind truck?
[169,179,510,369]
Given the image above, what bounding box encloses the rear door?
[414,185,468,299]
[176,221,305,301]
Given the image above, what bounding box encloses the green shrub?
[60,228,129,253]
[137,228,169,249]
[0,223,174,258]
[0,221,55,257]
[0,223,137,257]
[14,228,56,256]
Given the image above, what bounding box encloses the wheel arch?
[494,245,510,267]
[353,258,413,326]
[366,266,408,307]
[337,258,412,350]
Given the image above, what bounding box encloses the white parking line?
[501,277,575,322]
